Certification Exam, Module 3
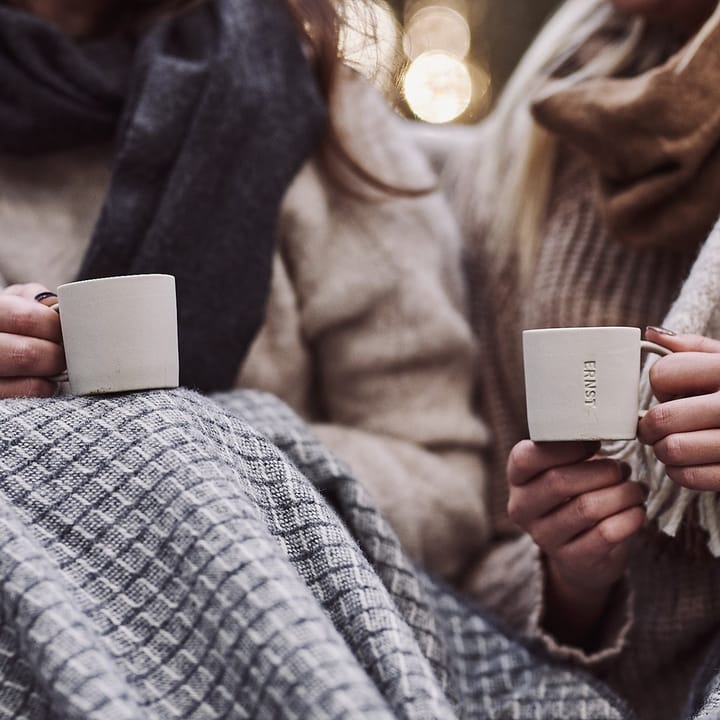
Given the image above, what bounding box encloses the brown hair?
[285,0,405,195]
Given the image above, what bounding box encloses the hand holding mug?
[638,327,720,491]
[0,283,65,397]
[0,275,179,399]
[506,439,646,643]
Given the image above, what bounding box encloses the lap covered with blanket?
[0,389,631,719]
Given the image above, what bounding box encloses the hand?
[507,440,646,643]
[638,327,720,491]
[0,283,65,398]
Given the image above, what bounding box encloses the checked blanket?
[0,388,633,719]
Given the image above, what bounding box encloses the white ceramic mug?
[51,274,179,396]
[522,326,671,441]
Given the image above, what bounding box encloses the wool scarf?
[531,9,720,252]
[0,0,326,391]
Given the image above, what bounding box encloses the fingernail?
[34,291,57,303]
[646,325,676,337]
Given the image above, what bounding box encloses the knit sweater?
[0,73,490,583]
[442,124,720,720]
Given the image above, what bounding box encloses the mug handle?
[46,303,69,384]
[637,340,673,418]
[640,340,673,358]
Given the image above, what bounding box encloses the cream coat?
[0,74,490,581]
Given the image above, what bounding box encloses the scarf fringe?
[604,214,720,556]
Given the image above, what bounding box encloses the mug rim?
[523,326,640,335]
[58,274,174,291]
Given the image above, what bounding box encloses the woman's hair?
[466,0,654,276]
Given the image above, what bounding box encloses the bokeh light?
[403,51,473,123]
[403,6,471,61]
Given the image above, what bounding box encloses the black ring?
[34,291,58,303]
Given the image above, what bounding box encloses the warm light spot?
[403,51,473,123]
[339,0,400,88]
[403,5,471,60]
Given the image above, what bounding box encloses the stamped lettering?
[583,360,597,407]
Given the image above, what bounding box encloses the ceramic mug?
[51,274,179,396]
[522,326,671,441]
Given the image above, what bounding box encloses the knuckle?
[656,434,684,466]
[643,404,672,439]
[544,467,568,498]
[9,339,38,372]
[666,465,700,489]
[21,378,52,398]
[6,306,37,337]
[508,440,536,476]
[574,493,596,523]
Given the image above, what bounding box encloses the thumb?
[645,326,720,354]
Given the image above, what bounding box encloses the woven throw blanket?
[0,389,630,719]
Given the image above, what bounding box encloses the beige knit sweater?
[0,73,490,583]
[440,121,720,719]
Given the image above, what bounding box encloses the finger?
[645,327,720,354]
[639,394,720,445]
[0,333,66,377]
[649,352,720,401]
[0,377,57,398]
[0,295,62,342]
[507,439,600,487]
[508,459,628,525]
[652,429,720,467]
[555,506,646,569]
[665,464,720,492]
[528,480,646,551]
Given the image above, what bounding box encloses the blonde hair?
[467,0,654,277]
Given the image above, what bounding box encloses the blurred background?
[342,0,560,123]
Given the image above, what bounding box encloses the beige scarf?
[531,9,720,251]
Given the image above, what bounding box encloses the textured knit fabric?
[0,74,489,584]
[0,0,326,393]
[0,388,632,719]
[439,120,720,720]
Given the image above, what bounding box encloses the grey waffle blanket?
[0,389,632,719]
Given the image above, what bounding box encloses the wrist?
[542,557,614,650]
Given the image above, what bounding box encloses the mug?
[51,274,179,396]
[522,326,671,441]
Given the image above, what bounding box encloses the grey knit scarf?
[0,0,326,392]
